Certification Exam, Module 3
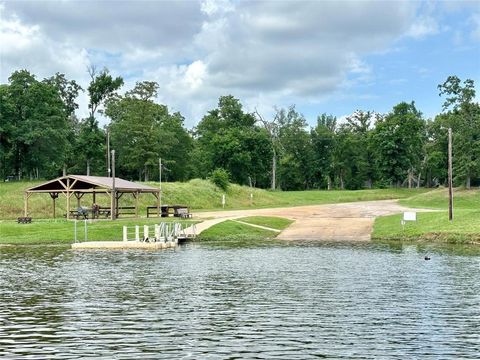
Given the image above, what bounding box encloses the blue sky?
[1,0,479,126]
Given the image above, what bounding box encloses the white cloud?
[407,16,439,38]
[470,13,480,41]
[201,0,233,17]
[2,0,456,126]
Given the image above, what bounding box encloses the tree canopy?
[1,69,479,191]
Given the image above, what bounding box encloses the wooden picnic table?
[147,205,191,218]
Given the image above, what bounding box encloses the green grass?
[236,216,294,230]
[0,218,196,245]
[0,178,427,220]
[374,187,480,244]
[373,210,480,244]
[197,216,292,245]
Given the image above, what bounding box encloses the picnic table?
[67,209,89,219]
[65,206,110,219]
[147,205,192,218]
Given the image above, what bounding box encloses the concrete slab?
[71,241,176,250]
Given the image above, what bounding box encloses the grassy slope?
[373,188,480,243]
[399,187,480,209]
[0,179,426,220]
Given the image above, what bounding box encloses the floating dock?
[71,240,178,250]
[71,222,196,250]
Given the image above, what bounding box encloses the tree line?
[1,69,479,190]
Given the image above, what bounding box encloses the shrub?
[209,168,230,191]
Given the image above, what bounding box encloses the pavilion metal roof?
[26,175,159,193]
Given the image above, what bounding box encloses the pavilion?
[24,175,160,219]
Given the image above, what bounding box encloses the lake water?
[0,241,479,359]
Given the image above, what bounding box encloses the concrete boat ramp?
[193,200,430,242]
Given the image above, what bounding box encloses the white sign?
[403,212,416,221]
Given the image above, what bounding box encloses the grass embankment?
[0,218,196,245]
[0,179,426,220]
[373,188,480,244]
[198,216,293,245]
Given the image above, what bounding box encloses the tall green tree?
[71,117,105,176]
[87,66,124,118]
[371,102,426,187]
[0,70,71,179]
[423,117,448,187]
[276,106,315,190]
[106,81,192,181]
[438,76,480,188]
[44,73,82,175]
[311,114,336,189]
[194,95,271,187]
[342,110,376,189]
[81,67,123,175]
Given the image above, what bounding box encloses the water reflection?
[0,242,479,358]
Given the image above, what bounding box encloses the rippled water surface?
[0,242,479,359]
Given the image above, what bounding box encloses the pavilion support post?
[155,192,160,217]
[110,191,114,220]
[116,193,122,218]
[134,192,139,217]
[24,192,29,217]
[50,192,59,219]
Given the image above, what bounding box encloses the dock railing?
[122,222,196,243]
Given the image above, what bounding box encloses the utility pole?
[448,128,453,221]
[158,158,162,217]
[107,128,111,177]
[111,150,116,220]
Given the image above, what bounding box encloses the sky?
[1,0,479,127]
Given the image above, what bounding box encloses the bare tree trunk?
[144,165,149,182]
[63,164,67,176]
[86,159,90,176]
[408,169,412,189]
[327,176,332,190]
[339,174,344,190]
[417,172,421,189]
[466,175,471,189]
